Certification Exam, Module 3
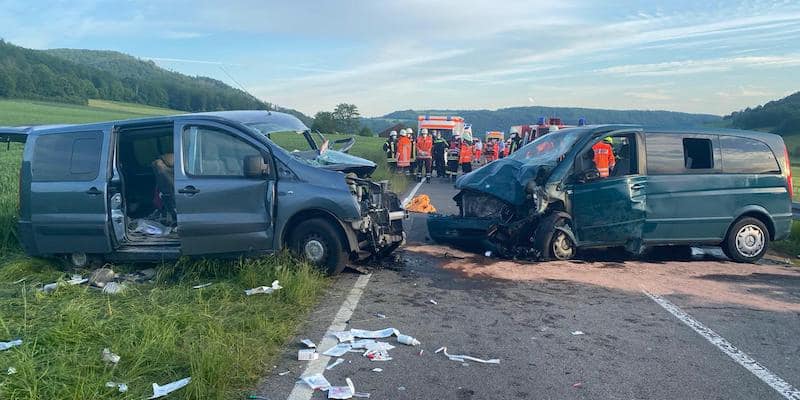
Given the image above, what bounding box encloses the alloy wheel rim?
[304,239,326,263]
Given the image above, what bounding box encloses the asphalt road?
[256,177,800,400]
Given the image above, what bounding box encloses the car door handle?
[631,183,645,190]
[178,186,200,195]
[85,187,102,195]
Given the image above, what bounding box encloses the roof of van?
[571,124,782,141]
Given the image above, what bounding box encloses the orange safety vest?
[416,135,433,158]
[459,143,474,164]
[396,136,412,167]
[592,142,616,177]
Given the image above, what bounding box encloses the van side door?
[173,121,275,255]
[28,128,113,254]
[568,131,646,247]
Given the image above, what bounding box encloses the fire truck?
[417,115,465,141]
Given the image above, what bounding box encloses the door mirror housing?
[244,155,269,178]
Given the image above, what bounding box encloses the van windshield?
[506,128,585,166]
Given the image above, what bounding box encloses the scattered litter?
[326,358,345,370]
[192,283,212,289]
[371,368,382,372]
[301,339,317,348]
[105,381,128,393]
[374,313,386,319]
[397,334,420,346]
[365,351,392,361]
[0,339,22,351]
[348,328,398,340]
[131,219,171,237]
[248,396,269,400]
[418,349,424,356]
[300,373,331,391]
[323,344,352,357]
[572,382,583,388]
[363,342,394,352]
[328,378,355,399]
[7,367,17,375]
[148,377,191,399]
[278,370,291,376]
[101,348,120,364]
[331,331,355,342]
[571,331,585,336]
[398,386,406,391]
[428,299,438,305]
[350,339,378,349]
[435,347,500,364]
[101,282,127,295]
[245,280,282,296]
[89,267,117,287]
[353,392,371,398]
[484,250,492,257]
[298,349,319,361]
[41,276,88,293]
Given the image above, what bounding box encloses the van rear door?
[28,127,113,254]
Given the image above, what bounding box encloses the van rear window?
[720,136,780,174]
[32,131,103,181]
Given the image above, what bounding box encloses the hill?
[362,106,721,135]
[726,91,800,136]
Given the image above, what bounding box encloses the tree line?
[726,91,800,136]
[311,103,373,136]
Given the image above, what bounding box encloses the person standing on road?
[416,128,433,183]
[508,132,522,154]
[473,137,483,166]
[498,139,506,159]
[459,139,474,174]
[383,131,398,172]
[592,137,616,178]
[396,130,412,176]
[407,128,419,180]
[432,131,448,178]
[447,133,461,181]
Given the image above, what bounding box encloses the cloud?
[596,55,800,77]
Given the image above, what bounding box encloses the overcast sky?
[2,0,799,116]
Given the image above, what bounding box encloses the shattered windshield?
[507,128,585,166]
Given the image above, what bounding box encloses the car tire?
[291,218,348,275]
[723,217,769,263]
[548,221,576,261]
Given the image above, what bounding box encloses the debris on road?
[245,280,282,296]
[484,251,492,257]
[148,377,191,399]
[298,349,319,361]
[572,382,584,388]
[0,339,22,351]
[429,299,438,305]
[371,368,382,372]
[101,348,120,364]
[323,344,352,357]
[397,334,421,346]
[301,339,316,348]
[353,392,371,398]
[328,377,356,399]
[349,328,399,339]
[435,347,500,364]
[300,373,331,391]
[192,283,212,289]
[571,331,585,336]
[326,358,345,370]
[105,381,128,393]
[278,370,291,376]
[406,194,436,213]
[374,313,387,319]
[7,367,17,375]
[101,282,127,295]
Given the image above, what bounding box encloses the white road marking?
[644,290,800,400]
[402,181,425,207]
[287,274,372,400]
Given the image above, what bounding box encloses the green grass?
[0,99,178,126]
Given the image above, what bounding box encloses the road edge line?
[287,274,372,400]
[644,290,800,400]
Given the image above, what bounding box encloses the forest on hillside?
[726,91,800,135]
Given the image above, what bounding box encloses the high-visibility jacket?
[447,139,461,161]
[459,142,474,164]
[397,136,412,167]
[432,137,447,159]
[487,142,499,161]
[410,136,417,162]
[416,135,433,159]
[592,141,616,177]
[503,142,510,157]
[383,138,396,161]
[509,137,521,154]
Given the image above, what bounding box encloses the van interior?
[115,123,179,245]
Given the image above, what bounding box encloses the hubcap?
[735,224,765,257]
[304,239,326,263]
[552,232,575,260]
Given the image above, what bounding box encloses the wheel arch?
[280,209,359,254]
[730,206,776,240]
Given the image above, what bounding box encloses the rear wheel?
[291,218,348,275]
[723,217,768,263]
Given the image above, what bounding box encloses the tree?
[332,103,360,134]
[357,126,373,137]
[311,111,337,133]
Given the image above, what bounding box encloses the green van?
[428,125,793,263]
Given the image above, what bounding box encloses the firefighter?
[416,128,433,182]
[459,139,474,174]
[447,133,461,181]
[508,132,522,154]
[498,139,506,159]
[383,130,397,172]
[396,129,413,176]
[592,137,616,178]
[406,128,419,180]
[487,138,499,162]
[432,131,448,178]
[473,137,482,166]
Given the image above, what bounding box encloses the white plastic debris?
[371,368,382,372]
[397,334,420,346]
[105,381,128,393]
[7,367,17,375]
[278,370,291,376]
[331,331,355,342]
[0,339,22,351]
[435,347,500,364]
[350,339,377,350]
[300,373,331,391]
[298,349,319,361]
[101,348,120,364]
[192,283,212,289]
[41,276,88,293]
[326,358,345,370]
[323,343,352,357]
[148,377,191,399]
[374,313,386,319]
[348,328,398,339]
[353,392,371,398]
[328,378,355,399]
[245,280,282,295]
[102,282,127,295]
[571,331,585,336]
[484,250,492,257]
[429,299,438,305]
[301,339,316,348]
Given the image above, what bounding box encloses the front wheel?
[549,225,576,261]
[290,218,348,275]
[723,217,769,263]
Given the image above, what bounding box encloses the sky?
[1,0,800,117]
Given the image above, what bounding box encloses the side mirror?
[244,155,270,178]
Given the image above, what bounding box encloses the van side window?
[182,126,262,177]
[645,134,685,174]
[683,138,713,169]
[32,131,103,181]
[720,136,780,174]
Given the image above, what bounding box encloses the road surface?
[256,178,800,400]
